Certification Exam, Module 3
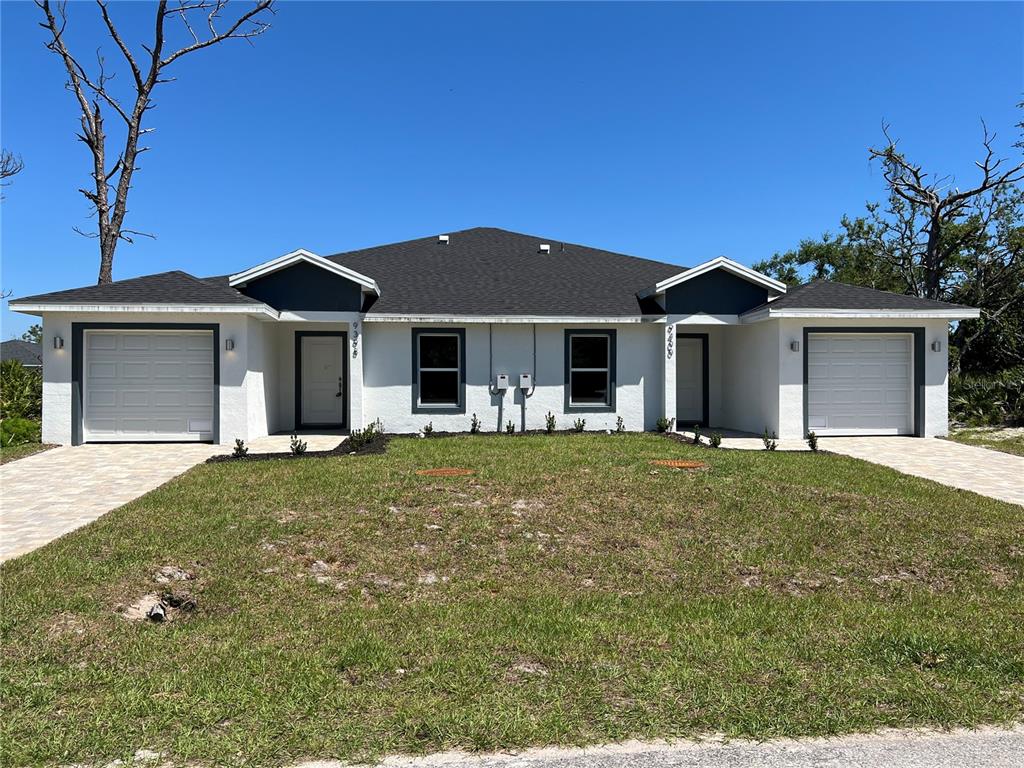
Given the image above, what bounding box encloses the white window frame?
[568,333,611,407]
[416,332,461,409]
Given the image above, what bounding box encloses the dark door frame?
[802,327,924,437]
[294,330,348,430]
[71,322,220,446]
[675,332,710,428]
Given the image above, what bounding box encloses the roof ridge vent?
[538,243,551,254]
[438,234,450,244]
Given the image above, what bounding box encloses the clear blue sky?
[2,1,1021,337]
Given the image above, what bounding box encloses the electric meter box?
[519,373,533,390]
[495,373,510,390]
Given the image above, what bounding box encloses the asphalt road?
[299,726,1024,768]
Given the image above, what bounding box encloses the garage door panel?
[84,330,214,442]
[808,333,913,436]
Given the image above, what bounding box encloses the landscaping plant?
[0,360,42,420]
[692,424,702,445]
[505,420,515,435]
[289,435,308,455]
[348,419,384,451]
[422,421,433,437]
[762,428,778,451]
[231,439,248,458]
[655,416,671,433]
[805,430,819,452]
[470,413,481,434]
[573,417,586,433]
[0,416,40,447]
[615,416,625,433]
[545,411,556,434]
[709,431,722,448]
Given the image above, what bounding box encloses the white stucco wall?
[362,322,663,434]
[37,311,269,445]
[719,320,781,436]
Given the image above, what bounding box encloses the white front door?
[807,333,913,435]
[676,337,704,425]
[300,335,345,426]
[83,330,214,442]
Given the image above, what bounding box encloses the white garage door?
[807,333,913,436]
[84,330,215,442]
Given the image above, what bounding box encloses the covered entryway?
[806,332,914,436]
[83,329,215,442]
[295,332,347,429]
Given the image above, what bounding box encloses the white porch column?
[348,319,365,431]
[662,322,677,429]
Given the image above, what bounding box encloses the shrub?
[289,434,308,455]
[615,416,625,433]
[232,439,248,458]
[422,421,433,436]
[348,418,383,451]
[655,416,671,433]
[805,430,819,452]
[505,420,515,435]
[709,431,722,448]
[949,367,1024,426]
[692,424,702,445]
[470,413,481,434]
[0,360,42,420]
[573,418,586,433]
[0,416,40,447]
[762,428,778,451]
[545,411,556,434]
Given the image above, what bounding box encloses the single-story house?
[10,227,978,446]
[1,339,43,368]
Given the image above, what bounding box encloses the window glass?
[571,335,608,368]
[569,334,611,406]
[417,333,460,406]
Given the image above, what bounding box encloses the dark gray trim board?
[295,331,349,429]
[802,327,925,437]
[675,332,709,428]
[563,329,617,413]
[71,322,220,446]
[411,327,467,415]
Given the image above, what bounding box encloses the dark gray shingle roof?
[11,270,262,306]
[328,227,683,316]
[744,280,973,314]
[1,339,42,366]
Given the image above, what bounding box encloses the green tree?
[20,324,42,344]
[755,121,1024,374]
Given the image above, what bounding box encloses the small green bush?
[470,413,481,434]
[692,424,702,445]
[505,420,515,435]
[232,438,248,458]
[709,431,722,448]
[0,360,42,420]
[289,435,308,455]
[615,416,625,433]
[422,421,433,436]
[762,428,778,451]
[545,412,556,434]
[348,419,383,451]
[805,430,819,452]
[1,417,40,447]
[655,416,671,433]
[573,418,586,433]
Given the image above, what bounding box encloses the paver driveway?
[0,443,219,562]
[824,436,1024,507]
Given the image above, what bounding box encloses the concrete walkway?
[303,725,1024,768]
[824,436,1024,507]
[0,443,219,562]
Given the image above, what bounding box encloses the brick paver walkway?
[824,436,1024,507]
[0,443,219,562]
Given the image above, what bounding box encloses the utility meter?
[519,373,533,390]
[495,373,510,390]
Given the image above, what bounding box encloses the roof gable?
[229,249,380,295]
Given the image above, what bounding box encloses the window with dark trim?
[564,330,616,412]
[412,328,466,413]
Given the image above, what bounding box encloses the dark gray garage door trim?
[802,327,924,438]
[71,322,220,446]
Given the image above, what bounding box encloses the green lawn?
[946,426,1024,457]
[2,434,1022,766]
[0,441,54,465]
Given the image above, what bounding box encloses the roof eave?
[740,307,981,323]
[8,302,279,318]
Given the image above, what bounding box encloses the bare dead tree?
[36,1,274,284]
[869,121,1024,300]
[1,150,24,200]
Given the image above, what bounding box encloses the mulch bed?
[206,433,389,464]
